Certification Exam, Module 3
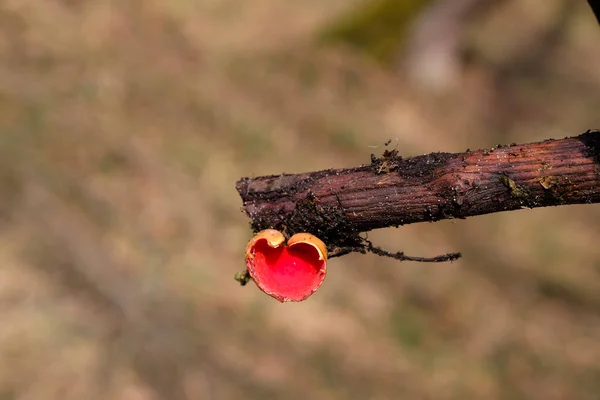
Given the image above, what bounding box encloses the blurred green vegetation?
[318,0,432,64]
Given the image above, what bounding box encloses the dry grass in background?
[1,0,600,399]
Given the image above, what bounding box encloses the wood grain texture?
[237,131,600,248]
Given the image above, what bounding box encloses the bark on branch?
[236,131,600,256]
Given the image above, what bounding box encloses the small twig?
[366,242,462,263]
[328,237,461,262]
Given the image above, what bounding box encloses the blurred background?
[1,0,600,399]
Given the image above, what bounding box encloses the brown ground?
[1,0,600,399]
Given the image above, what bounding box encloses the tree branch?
[589,0,600,24]
[236,130,600,254]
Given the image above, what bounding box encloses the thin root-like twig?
[364,238,461,263]
[327,237,461,263]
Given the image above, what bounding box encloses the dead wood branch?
[236,131,600,256]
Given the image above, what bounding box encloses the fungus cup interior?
[249,238,326,302]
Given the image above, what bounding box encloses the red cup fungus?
[245,229,328,302]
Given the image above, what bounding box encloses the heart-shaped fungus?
[245,229,328,302]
